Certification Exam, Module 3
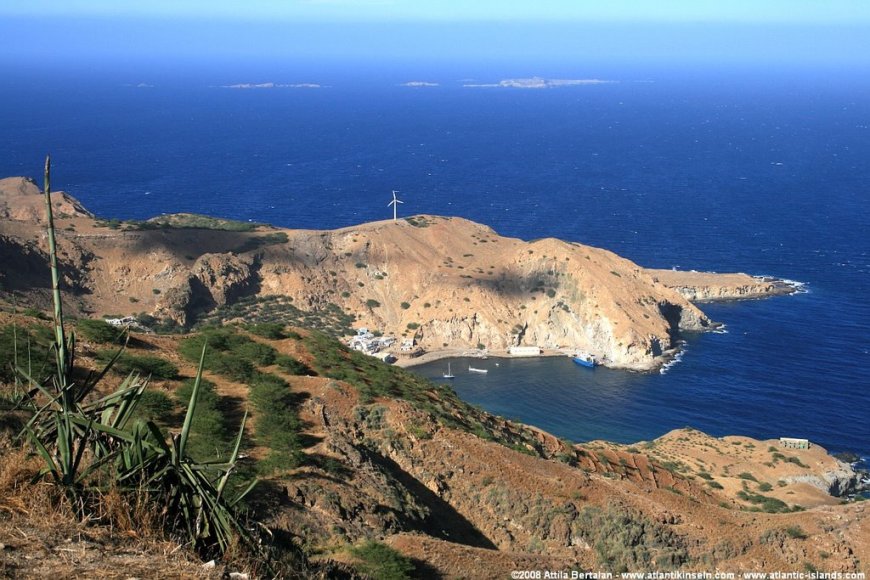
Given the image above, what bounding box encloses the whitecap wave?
[659,342,687,375]
[754,275,810,294]
[780,278,810,294]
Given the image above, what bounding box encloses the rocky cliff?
[0,177,793,371]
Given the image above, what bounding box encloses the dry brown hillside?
[0,177,793,371]
[2,314,865,577]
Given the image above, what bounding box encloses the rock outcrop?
[0,177,93,222]
[0,178,794,370]
[650,269,798,301]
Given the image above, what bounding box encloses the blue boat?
[572,352,596,368]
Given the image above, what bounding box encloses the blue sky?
[4,0,870,24]
[2,1,868,68]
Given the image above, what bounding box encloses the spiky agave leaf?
[15,156,262,561]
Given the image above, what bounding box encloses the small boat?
[443,363,455,379]
[572,352,596,368]
[468,366,488,374]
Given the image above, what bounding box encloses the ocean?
[1,64,868,457]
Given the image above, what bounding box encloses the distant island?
[221,82,322,89]
[464,76,617,88]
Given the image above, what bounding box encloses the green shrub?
[23,308,49,320]
[129,389,176,424]
[77,319,123,343]
[400,302,410,310]
[178,327,277,382]
[233,232,289,254]
[366,299,381,308]
[408,423,433,440]
[245,322,287,340]
[233,341,277,366]
[785,526,808,539]
[350,541,415,580]
[210,355,256,383]
[275,354,314,376]
[738,472,758,482]
[98,350,179,379]
[146,213,259,231]
[573,504,688,572]
[736,490,794,513]
[355,404,387,430]
[0,324,53,383]
[249,373,304,472]
[176,378,233,461]
[757,482,773,492]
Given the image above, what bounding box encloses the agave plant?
[15,156,258,556]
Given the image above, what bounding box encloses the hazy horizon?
[2,0,869,70]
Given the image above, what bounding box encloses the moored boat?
[468,366,488,374]
[572,352,596,368]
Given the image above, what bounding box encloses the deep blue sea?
[1,64,868,457]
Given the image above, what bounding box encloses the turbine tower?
[388,190,403,223]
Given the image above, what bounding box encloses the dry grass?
[0,438,220,578]
[0,444,62,518]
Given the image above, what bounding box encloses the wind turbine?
[388,190,403,223]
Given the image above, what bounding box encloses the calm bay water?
[1,65,867,456]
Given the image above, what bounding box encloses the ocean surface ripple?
[2,69,867,454]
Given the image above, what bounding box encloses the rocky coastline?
[1,176,797,372]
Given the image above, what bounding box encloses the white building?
[509,345,542,357]
[779,437,810,449]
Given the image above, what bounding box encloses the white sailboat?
[443,362,455,379]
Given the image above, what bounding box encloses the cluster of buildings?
[348,328,414,363]
[104,316,150,332]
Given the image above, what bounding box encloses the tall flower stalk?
[15,156,259,558]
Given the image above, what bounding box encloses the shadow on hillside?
[217,394,247,429]
[124,228,307,265]
[0,237,91,297]
[366,451,497,551]
[411,558,444,579]
[446,265,564,300]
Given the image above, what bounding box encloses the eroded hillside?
[2,313,865,577]
[0,177,793,371]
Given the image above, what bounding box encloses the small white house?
[509,345,542,357]
[779,437,810,449]
[105,316,138,327]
